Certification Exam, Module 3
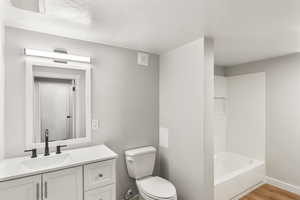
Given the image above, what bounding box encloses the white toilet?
[125,146,177,200]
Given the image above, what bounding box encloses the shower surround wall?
[214,76,227,154]
[227,73,266,161]
[214,73,266,161]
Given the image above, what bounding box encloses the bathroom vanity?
[0,51,119,200]
[0,145,117,200]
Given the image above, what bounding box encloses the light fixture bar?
[24,48,91,63]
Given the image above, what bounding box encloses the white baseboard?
[265,176,300,196]
[231,181,265,200]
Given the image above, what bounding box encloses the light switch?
[159,127,169,148]
[91,119,99,130]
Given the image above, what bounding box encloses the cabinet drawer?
[84,160,115,190]
[85,184,116,200]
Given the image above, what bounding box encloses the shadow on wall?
[159,147,170,179]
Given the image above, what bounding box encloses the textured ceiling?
[5,0,300,66]
[43,0,91,24]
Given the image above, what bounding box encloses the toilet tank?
[125,146,156,179]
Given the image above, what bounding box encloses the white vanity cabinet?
[0,159,116,200]
[0,175,41,200]
[0,167,83,200]
[0,145,117,200]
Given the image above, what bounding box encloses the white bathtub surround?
[214,152,265,200]
[214,76,227,154]
[213,73,266,199]
[214,110,226,154]
[0,145,117,181]
[227,73,266,161]
[214,76,227,98]
[213,73,266,160]
[225,54,300,196]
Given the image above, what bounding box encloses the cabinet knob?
[98,174,103,178]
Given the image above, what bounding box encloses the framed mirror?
[25,58,91,148]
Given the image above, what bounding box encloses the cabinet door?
[0,175,41,200]
[43,166,83,200]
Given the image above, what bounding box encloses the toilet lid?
[139,177,176,199]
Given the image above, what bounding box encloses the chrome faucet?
[44,129,50,156]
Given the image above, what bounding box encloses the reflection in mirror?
[26,61,91,148]
[34,77,76,143]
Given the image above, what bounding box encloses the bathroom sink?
[22,153,71,170]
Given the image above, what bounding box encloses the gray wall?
[214,66,225,76]
[225,53,300,187]
[5,27,159,200]
[159,38,214,200]
[0,5,5,160]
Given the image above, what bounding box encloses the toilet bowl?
[125,147,177,200]
[137,176,177,200]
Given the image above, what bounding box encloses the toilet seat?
[137,176,177,200]
[139,189,177,200]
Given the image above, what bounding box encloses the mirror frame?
[25,58,92,149]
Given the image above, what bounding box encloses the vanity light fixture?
[24,48,91,63]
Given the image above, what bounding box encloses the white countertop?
[0,145,118,182]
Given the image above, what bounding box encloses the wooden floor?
[240,184,300,200]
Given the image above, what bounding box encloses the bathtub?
[214,152,265,200]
